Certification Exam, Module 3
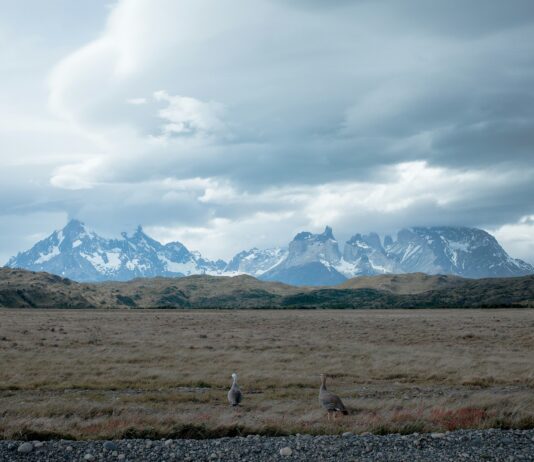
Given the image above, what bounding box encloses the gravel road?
[2,429,534,461]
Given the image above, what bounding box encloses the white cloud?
[153,90,226,137]
[491,215,534,264]
[146,211,296,260]
[126,97,147,105]
[157,177,238,204]
[50,158,102,190]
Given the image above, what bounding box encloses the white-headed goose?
[227,372,242,406]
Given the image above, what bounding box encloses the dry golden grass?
[1,308,533,439]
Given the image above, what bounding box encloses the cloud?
[126,97,147,105]
[1,0,533,263]
[50,158,103,190]
[153,90,226,137]
[146,211,297,260]
[44,0,534,189]
[491,216,534,264]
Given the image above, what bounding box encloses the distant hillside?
[0,268,96,308]
[337,272,466,294]
[1,268,533,309]
[93,274,303,308]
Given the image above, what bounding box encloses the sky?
[1,0,534,264]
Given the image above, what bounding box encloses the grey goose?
[319,373,348,420]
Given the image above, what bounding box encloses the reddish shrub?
[430,407,488,430]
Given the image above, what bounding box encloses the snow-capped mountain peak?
[260,227,347,285]
[7,220,225,281]
[385,226,533,278]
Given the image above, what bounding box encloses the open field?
[1,309,534,439]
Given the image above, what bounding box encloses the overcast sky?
[1,0,534,263]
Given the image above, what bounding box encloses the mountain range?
[5,219,534,285]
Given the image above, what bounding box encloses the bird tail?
[342,410,348,415]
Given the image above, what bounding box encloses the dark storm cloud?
[390,0,534,37]
[47,0,534,182]
[281,0,534,37]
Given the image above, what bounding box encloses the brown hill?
[0,268,532,309]
[92,274,305,308]
[338,272,466,294]
[0,268,96,308]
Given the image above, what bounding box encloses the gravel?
[1,429,534,461]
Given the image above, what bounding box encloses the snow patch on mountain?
[35,246,60,264]
[224,247,287,277]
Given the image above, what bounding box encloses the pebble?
[342,432,353,437]
[165,439,174,446]
[33,442,44,448]
[103,441,118,451]
[83,454,95,461]
[17,442,33,453]
[280,446,293,456]
[431,433,446,439]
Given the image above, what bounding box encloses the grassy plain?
[1,309,533,439]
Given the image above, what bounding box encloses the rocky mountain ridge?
[261,226,533,285]
[6,220,225,282]
[5,220,533,284]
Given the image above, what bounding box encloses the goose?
[227,372,242,406]
[319,374,348,420]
